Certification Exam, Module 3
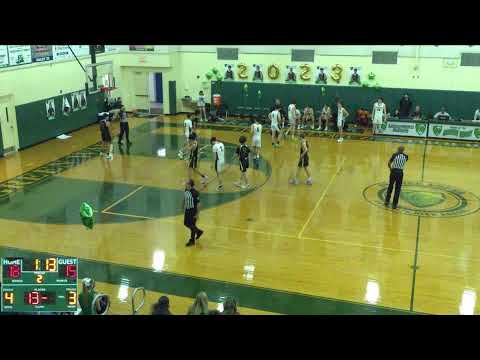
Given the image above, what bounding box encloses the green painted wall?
[15,92,103,149]
[211,81,480,120]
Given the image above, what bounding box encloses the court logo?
[432,125,443,137]
[363,181,480,217]
[474,128,480,139]
[415,123,426,136]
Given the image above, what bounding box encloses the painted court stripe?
[102,185,145,213]
[297,158,346,238]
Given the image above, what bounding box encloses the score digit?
[8,265,20,278]
[67,291,77,305]
[66,265,77,279]
[27,291,40,305]
[46,258,57,272]
[3,291,14,305]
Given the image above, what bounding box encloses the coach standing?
[385,146,408,209]
[184,179,203,247]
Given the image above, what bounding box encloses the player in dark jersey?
[186,134,208,183]
[290,133,312,185]
[98,112,113,160]
[235,135,250,189]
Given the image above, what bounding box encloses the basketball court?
[1,112,479,315]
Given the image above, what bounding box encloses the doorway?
[148,72,163,115]
[0,95,18,155]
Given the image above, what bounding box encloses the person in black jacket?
[399,94,412,118]
[152,296,172,315]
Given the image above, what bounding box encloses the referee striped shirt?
[184,189,199,210]
[390,153,408,170]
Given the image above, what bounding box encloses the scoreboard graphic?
[1,257,78,313]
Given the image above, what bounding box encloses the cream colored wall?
[176,52,480,91]
[2,47,480,118]
[0,53,121,106]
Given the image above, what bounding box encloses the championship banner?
[46,98,56,121]
[129,45,154,51]
[8,45,32,66]
[70,45,90,57]
[0,46,8,67]
[429,123,480,141]
[31,45,53,62]
[377,120,427,138]
[53,45,72,60]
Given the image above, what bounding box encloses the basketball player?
[372,97,387,134]
[269,106,282,147]
[235,136,250,189]
[290,133,312,185]
[318,104,332,130]
[211,137,225,191]
[179,115,193,159]
[250,117,262,159]
[336,102,350,143]
[198,91,206,122]
[303,105,315,129]
[187,134,208,183]
[98,112,113,160]
[287,100,297,136]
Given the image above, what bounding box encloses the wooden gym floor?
[1,114,480,315]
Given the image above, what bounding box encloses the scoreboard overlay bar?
[1,257,78,313]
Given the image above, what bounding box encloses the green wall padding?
[15,92,104,149]
[0,123,3,157]
[211,81,480,120]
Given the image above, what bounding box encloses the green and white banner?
[377,120,427,138]
[429,123,480,141]
[0,46,8,67]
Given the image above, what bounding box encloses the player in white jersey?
[372,97,387,134]
[179,115,193,159]
[336,102,350,143]
[210,137,225,191]
[269,106,282,147]
[287,100,297,137]
[184,116,193,140]
[197,91,207,122]
[250,118,263,159]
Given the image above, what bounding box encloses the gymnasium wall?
[173,49,480,115]
[15,92,103,149]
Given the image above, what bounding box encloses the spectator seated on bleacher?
[152,296,172,315]
[356,108,370,127]
[187,291,218,315]
[222,297,240,315]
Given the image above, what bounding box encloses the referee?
[385,146,408,209]
[184,179,203,247]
